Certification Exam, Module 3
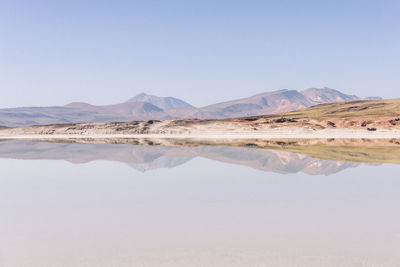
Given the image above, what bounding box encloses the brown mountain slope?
[276,98,400,118]
[199,89,314,117]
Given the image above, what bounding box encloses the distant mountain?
[197,89,314,118]
[301,87,359,104]
[127,93,195,110]
[0,87,383,127]
[0,101,170,127]
[364,96,383,100]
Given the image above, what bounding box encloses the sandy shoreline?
[1,114,400,141]
[2,129,400,140]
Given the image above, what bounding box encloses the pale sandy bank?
[1,129,400,140]
[1,116,400,140]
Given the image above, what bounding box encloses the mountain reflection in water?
[0,140,369,175]
[1,139,400,267]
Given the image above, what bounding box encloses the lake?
[0,140,399,267]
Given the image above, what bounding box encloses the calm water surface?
[0,141,399,267]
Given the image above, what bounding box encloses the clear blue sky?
[0,0,399,108]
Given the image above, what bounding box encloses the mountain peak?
[65,102,95,109]
[127,93,195,110]
[135,92,149,97]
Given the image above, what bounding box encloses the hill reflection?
[0,140,368,175]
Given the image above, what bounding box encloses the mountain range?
[0,87,381,127]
